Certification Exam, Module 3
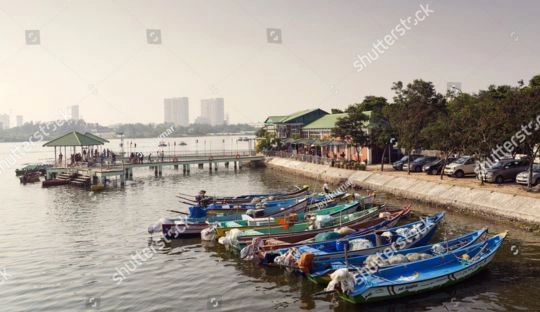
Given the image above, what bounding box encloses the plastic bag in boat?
[200,226,217,241]
[431,243,446,255]
[387,254,409,265]
[218,228,243,247]
[364,254,389,268]
[349,238,373,251]
[325,268,355,294]
[405,252,432,262]
[273,251,296,268]
[240,237,264,261]
[334,226,355,236]
[314,215,332,229]
[395,228,410,237]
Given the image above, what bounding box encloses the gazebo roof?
[84,132,110,143]
[42,131,105,147]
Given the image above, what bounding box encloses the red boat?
[42,179,70,188]
[20,172,41,184]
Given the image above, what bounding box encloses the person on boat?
[195,190,210,207]
[323,182,330,194]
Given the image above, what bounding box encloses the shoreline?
[266,157,540,231]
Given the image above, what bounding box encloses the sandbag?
[349,238,373,251]
[387,254,409,265]
[334,226,355,236]
[405,252,432,262]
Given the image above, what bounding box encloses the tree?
[331,108,344,114]
[388,80,446,174]
[332,103,370,161]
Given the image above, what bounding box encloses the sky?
[0,0,539,126]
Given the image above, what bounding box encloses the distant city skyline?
[163,97,189,126]
[200,98,225,126]
[0,1,539,125]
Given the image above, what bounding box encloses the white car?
[444,156,477,178]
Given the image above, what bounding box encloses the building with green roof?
[263,108,328,139]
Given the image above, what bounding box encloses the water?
[1,139,539,311]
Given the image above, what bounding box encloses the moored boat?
[213,201,361,238]
[306,228,487,285]
[228,207,410,251]
[274,212,444,264]
[334,231,507,304]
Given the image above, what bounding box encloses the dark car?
[423,158,457,175]
[403,156,439,172]
[392,154,423,171]
[478,159,530,183]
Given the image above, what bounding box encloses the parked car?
[478,159,530,183]
[516,164,540,186]
[423,158,457,175]
[403,156,439,172]
[444,156,477,178]
[392,154,423,171]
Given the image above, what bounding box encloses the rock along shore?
[266,157,540,228]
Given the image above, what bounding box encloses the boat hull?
[340,252,495,304]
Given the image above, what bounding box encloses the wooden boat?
[204,186,311,205]
[214,201,361,238]
[42,179,70,188]
[149,199,310,239]
[19,171,41,184]
[230,207,410,251]
[15,163,51,176]
[277,213,444,263]
[306,228,487,285]
[336,231,507,304]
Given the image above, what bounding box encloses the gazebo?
[43,131,105,167]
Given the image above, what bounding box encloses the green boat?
[215,201,361,237]
[237,206,381,237]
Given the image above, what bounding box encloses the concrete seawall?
[267,157,540,227]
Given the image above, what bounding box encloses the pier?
[45,151,263,187]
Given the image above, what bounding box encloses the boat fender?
[298,252,314,274]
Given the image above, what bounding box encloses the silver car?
[479,159,530,183]
[516,164,540,186]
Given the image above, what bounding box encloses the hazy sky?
[0,0,539,125]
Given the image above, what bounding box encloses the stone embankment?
[267,157,540,228]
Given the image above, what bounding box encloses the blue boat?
[306,228,487,285]
[275,213,445,263]
[335,231,507,304]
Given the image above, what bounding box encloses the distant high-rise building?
[164,97,189,126]
[16,115,23,127]
[200,98,224,126]
[0,114,10,129]
[71,105,79,120]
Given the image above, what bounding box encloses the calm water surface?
[1,139,539,311]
